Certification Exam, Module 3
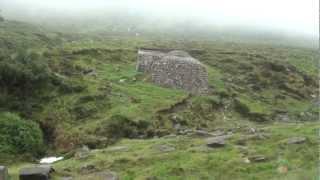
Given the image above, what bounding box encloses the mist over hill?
[0,0,318,48]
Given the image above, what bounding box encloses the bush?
[0,50,56,114]
[0,112,44,155]
[97,115,150,139]
[0,50,53,94]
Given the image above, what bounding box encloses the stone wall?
[137,49,209,94]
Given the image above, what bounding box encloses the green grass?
[0,20,319,179]
[7,122,318,180]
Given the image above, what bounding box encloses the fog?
[0,0,318,38]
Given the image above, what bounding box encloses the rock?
[154,144,175,152]
[173,123,182,130]
[206,136,226,148]
[206,134,233,148]
[277,166,288,174]
[162,134,177,139]
[61,177,73,180]
[236,133,269,145]
[248,155,267,162]
[119,79,126,83]
[276,114,290,122]
[80,164,96,174]
[248,127,257,134]
[0,166,9,180]
[19,165,54,180]
[192,130,214,137]
[178,129,193,135]
[243,158,251,164]
[235,145,249,154]
[286,137,307,144]
[105,146,129,152]
[210,130,226,137]
[75,145,90,159]
[95,171,118,180]
[188,145,212,153]
[83,69,97,76]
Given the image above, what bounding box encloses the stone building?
[137,48,209,94]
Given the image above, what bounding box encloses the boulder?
[206,134,232,148]
[206,136,226,148]
[96,171,118,180]
[105,146,129,152]
[0,166,9,180]
[19,165,54,180]
[248,155,268,162]
[192,130,214,137]
[61,177,73,180]
[75,145,91,159]
[154,144,175,152]
[286,137,307,144]
[80,164,96,174]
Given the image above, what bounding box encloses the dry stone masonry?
[137,49,209,94]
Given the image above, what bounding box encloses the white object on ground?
[40,157,64,164]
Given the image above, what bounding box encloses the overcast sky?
[0,0,318,37]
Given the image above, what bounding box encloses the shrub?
[97,115,150,139]
[0,50,56,114]
[0,50,53,95]
[0,112,44,155]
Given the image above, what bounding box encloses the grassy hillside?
[0,20,318,179]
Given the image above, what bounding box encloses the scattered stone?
[80,164,96,174]
[61,177,73,180]
[192,130,214,137]
[105,146,129,152]
[189,145,212,153]
[173,123,182,130]
[178,129,193,135]
[162,134,177,139]
[236,137,247,146]
[19,165,54,180]
[248,127,257,134]
[210,130,226,137]
[83,69,97,77]
[146,176,158,180]
[243,158,251,164]
[96,171,118,180]
[286,137,307,144]
[277,166,288,174]
[276,114,290,122]
[154,144,176,152]
[119,79,126,83]
[235,145,249,154]
[62,167,72,172]
[0,166,9,180]
[75,145,91,159]
[248,155,267,162]
[236,133,270,145]
[206,136,227,148]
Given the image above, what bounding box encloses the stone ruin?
[137,48,209,94]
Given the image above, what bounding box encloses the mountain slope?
[0,20,318,179]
